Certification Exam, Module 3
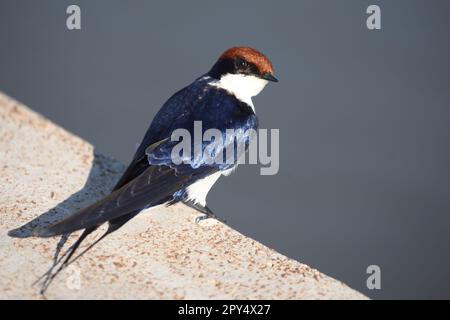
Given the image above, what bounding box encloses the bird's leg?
[195,206,226,224]
[182,200,226,223]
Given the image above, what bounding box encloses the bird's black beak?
[261,73,279,82]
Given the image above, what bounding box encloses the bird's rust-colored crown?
[219,47,274,75]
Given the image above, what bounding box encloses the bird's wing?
[34,157,217,237]
[112,75,257,190]
[112,138,169,191]
[111,85,194,191]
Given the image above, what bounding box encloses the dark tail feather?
[38,226,98,295]
[37,210,140,296]
[61,211,140,268]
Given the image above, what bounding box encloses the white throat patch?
[212,74,268,112]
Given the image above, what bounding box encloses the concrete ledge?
[0,92,367,299]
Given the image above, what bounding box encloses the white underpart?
[212,73,268,112]
[185,75,267,206]
[186,172,222,206]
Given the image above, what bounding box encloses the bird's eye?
[237,58,248,69]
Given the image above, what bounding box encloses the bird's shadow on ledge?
[8,151,125,238]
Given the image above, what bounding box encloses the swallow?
[18,47,277,293]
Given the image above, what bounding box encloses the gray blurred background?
[1,0,449,299]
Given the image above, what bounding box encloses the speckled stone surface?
[0,92,367,299]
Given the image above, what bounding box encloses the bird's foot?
[182,200,226,224]
[195,213,226,224]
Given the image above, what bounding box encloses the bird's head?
[209,47,278,103]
